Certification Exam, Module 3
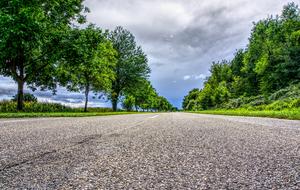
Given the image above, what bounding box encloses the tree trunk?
[112,98,118,112]
[111,92,119,112]
[84,84,90,112]
[17,80,24,111]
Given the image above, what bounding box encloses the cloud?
[0,77,111,108]
[183,74,206,81]
[183,75,191,80]
[0,77,17,100]
[84,0,290,108]
[0,0,292,108]
[195,74,206,80]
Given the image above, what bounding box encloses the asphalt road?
[0,113,300,189]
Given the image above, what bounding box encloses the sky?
[0,0,293,108]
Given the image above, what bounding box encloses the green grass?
[190,108,300,120]
[0,112,138,118]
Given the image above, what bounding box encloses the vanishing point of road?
[0,113,300,189]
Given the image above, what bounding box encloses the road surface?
[0,113,300,189]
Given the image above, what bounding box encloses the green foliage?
[0,2,172,113]
[0,101,72,112]
[0,112,134,118]
[269,83,300,100]
[0,100,115,113]
[58,24,117,112]
[183,3,300,112]
[0,0,88,110]
[122,79,173,112]
[192,108,300,120]
[122,95,135,111]
[220,84,299,111]
[182,88,200,110]
[155,96,173,112]
[109,26,151,111]
[197,83,214,110]
[12,93,37,102]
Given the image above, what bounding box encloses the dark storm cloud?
[33,89,110,107]
[0,0,292,107]
[0,76,109,107]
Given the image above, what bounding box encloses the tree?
[122,95,135,111]
[156,96,172,112]
[133,80,157,111]
[0,0,88,110]
[122,79,160,112]
[182,88,200,110]
[58,25,117,112]
[109,26,151,111]
[230,49,245,77]
[196,83,214,110]
[214,81,230,106]
[245,2,300,94]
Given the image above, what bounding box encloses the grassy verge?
[190,108,300,120]
[0,112,138,118]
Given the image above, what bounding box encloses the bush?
[12,93,38,102]
[265,99,300,111]
[0,101,113,113]
[289,99,300,108]
[269,83,300,101]
[0,101,73,112]
[265,101,289,111]
[0,101,16,112]
[218,83,300,111]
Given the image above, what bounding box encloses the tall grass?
[191,108,300,120]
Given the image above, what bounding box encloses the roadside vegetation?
[0,0,173,115]
[191,109,300,120]
[0,112,136,119]
[183,3,300,119]
[0,97,128,118]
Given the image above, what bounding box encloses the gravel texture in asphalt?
[0,113,300,189]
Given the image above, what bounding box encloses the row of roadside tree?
[0,0,172,112]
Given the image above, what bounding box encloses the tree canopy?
[0,0,88,110]
[122,79,173,112]
[58,25,117,112]
[109,26,151,111]
[0,1,174,112]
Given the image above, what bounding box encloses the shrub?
[0,101,114,113]
[12,93,38,102]
[269,83,300,101]
[288,99,300,108]
[265,101,288,111]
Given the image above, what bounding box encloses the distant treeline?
[0,1,173,112]
[183,3,300,111]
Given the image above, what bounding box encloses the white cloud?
[195,74,206,80]
[183,75,191,80]
[183,74,206,81]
